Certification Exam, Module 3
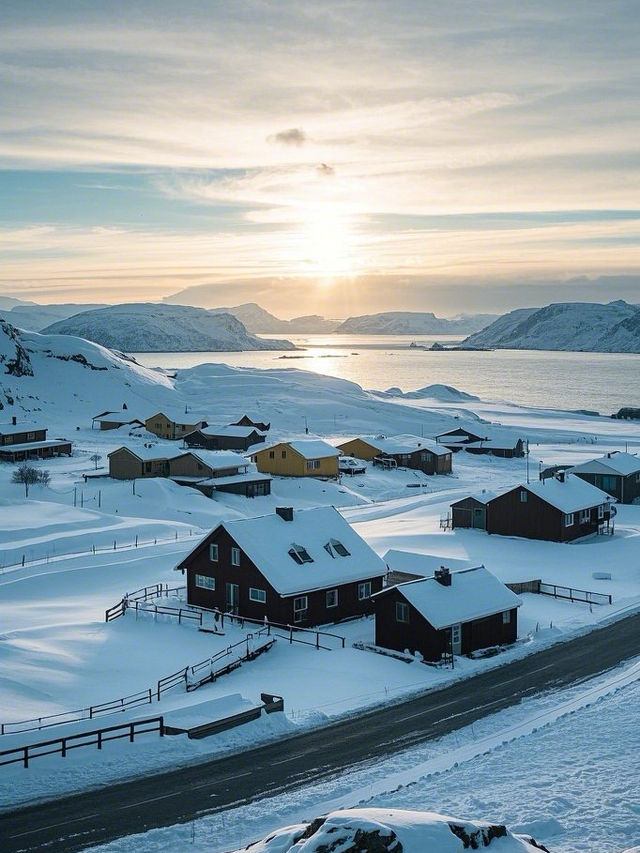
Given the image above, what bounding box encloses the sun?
[297,202,359,279]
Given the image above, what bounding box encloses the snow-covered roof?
[437,426,523,447]
[467,490,498,504]
[188,450,248,471]
[195,425,264,438]
[198,472,272,487]
[571,451,640,477]
[0,438,70,452]
[375,566,521,630]
[109,444,188,462]
[518,475,614,513]
[383,549,474,575]
[96,414,144,424]
[146,410,208,424]
[187,506,386,595]
[358,434,451,457]
[0,422,46,435]
[257,439,340,460]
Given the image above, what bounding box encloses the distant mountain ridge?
[336,311,498,335]
[209,302,340,333]
[2,302,108,332]
[42,303,296,352]
[463,300,640,353]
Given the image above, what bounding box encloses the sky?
[1,0,639,317]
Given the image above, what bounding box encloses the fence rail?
[105,584,185,622]
[506,579,612,606]
[0,717,164,769]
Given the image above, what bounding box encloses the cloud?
[268,128,307,147]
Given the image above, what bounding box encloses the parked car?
[339,457,367,475]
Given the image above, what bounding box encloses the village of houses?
[0,387,639,796]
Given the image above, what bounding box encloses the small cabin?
[177,505,386,626]
[184,425,266,452]
[372,565,521,661]
[337,435,452,475]
[0,420,72,462]
[570,451,640,505]
[144,411,209,441]
[436,427,525,458]
[231,415,271,432]
[251,440,340,478]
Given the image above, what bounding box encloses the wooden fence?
[105,583,185,621]
[0,717,164,769]
[506,579,612,605]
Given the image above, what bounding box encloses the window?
[579,509,590,524]
[358,581,371,600]
[601,475,617,491]
[564,513,574,527]
[209,543,219,561]
[598,504,605,519]
[195,574,215,590]
[324,538,350,558]
[293,596,308,622]
[231,547,241,566]
[27,432,35,441]
[281,450,287,459]
[520,490,528,502]
[249,587,266,603]
[326,589,338,608]
[145,462,152,472]
[306,460,320,470]
[288,544,314,564]
[396,601,409,623]
[269,450,275,459]
[502,610,511,624]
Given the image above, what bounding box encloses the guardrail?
[0,717,164,769]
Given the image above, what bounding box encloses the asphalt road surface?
[2,612,639,853]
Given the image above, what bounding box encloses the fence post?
[23,746,28,769]
[130,723,135,742]
[135,535,138,548]
[98,731,102,750]
[61,738,67,758]
[289,626,293,644]
[316,632,319,650]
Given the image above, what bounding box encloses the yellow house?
[144,411,208,441]
[336,437,382,461]
[251,440,340,478]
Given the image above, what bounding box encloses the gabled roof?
[373,566,521,630]
[194,425,264,438]
[188,449,248,471]
[350,434,451,457]
[571,451,640,477]
[517,475,613,513]
[383,549,474,575]
[108,444,188,462]
[255,439,340,460]
[437,426,523,447]
[146,410,208,424]
[179,506,386,595]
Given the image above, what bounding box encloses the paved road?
[2,612,639,853]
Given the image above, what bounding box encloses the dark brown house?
[337,435,452,475]
[570,452,640,505]
[0,419,72,462]
[184,425,266,452]
[177,505,386,626]
[436,427,525,458]
[451,473,614,542]
[232,414,271,432]
[372,566,521,662]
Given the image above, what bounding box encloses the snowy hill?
[2,302,107,332]
[463,301,640,353]
[336,312,497,335]
[209,303,340,333]
[236,808,547,853]
[42,304,296,352]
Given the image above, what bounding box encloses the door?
[472,507,486,529]
[225,583,239,615]
[450,623,462,655]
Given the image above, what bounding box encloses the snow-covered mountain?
[463,300,640,353]
[336,312,497,335]
[3,303,108,332]
[235,808,548,853]
[42,303,296,352]
[209,303,340,333]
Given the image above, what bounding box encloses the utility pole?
[73,486,77,507]
[525,440,530,484]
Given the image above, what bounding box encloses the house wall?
[384,448,452,475]
[336,438,380,461]
[0,441,72,462]
[487,487,607,542]
[182,526,382,626]
[168,453,214,478]
[145,416,205,440]
[108,448,144,479]
[184,431,264,451]
[252,444,338,477]
[0,428,47,446]
[212,479,271,497]
[451,497,488,529]
[574,470,640,504]
[460,609,518,652]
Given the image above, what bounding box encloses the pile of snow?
[393,384,480,402]
[464,300,640,353]
[43,304,296,352]
[234,808,546,853]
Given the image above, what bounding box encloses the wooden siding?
[252,443,339,478]
[182,526,382,625]
[184,429,265,451]
[378,448,452,475]
[336,438,380,461]
[573,470,640,505]
[374,586,517,661]
[144,415,206,440]
[0,428,47,446]
[0,440,72,462]
[451,497,489,529]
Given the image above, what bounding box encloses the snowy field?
[0,329,639,844]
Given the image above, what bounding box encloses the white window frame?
[195,574,215,590]
[325,589,338,608]
[579,508,590,524]
[293,595,308,622]
[502,610,511,624]
[231,547,241,566]
[357,581,372,600]
[396,601,409,623]
[249,587,266,603]
[209,543,219,562]
[520,490,528,502]
[598,504,605,519]
[564,512,574,527]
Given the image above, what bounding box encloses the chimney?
[275,507,294,522]
[11,416,16,426]
[434,566,451,586]
[556,470,566,483]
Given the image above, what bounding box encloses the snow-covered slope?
[463,300,640,352]
[336,312,496,335]
[2,303,107,332]
[42,304,295,352]
[235,808,547,853]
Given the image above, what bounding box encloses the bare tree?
[90,453,102,470]
[11,464,46,497]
